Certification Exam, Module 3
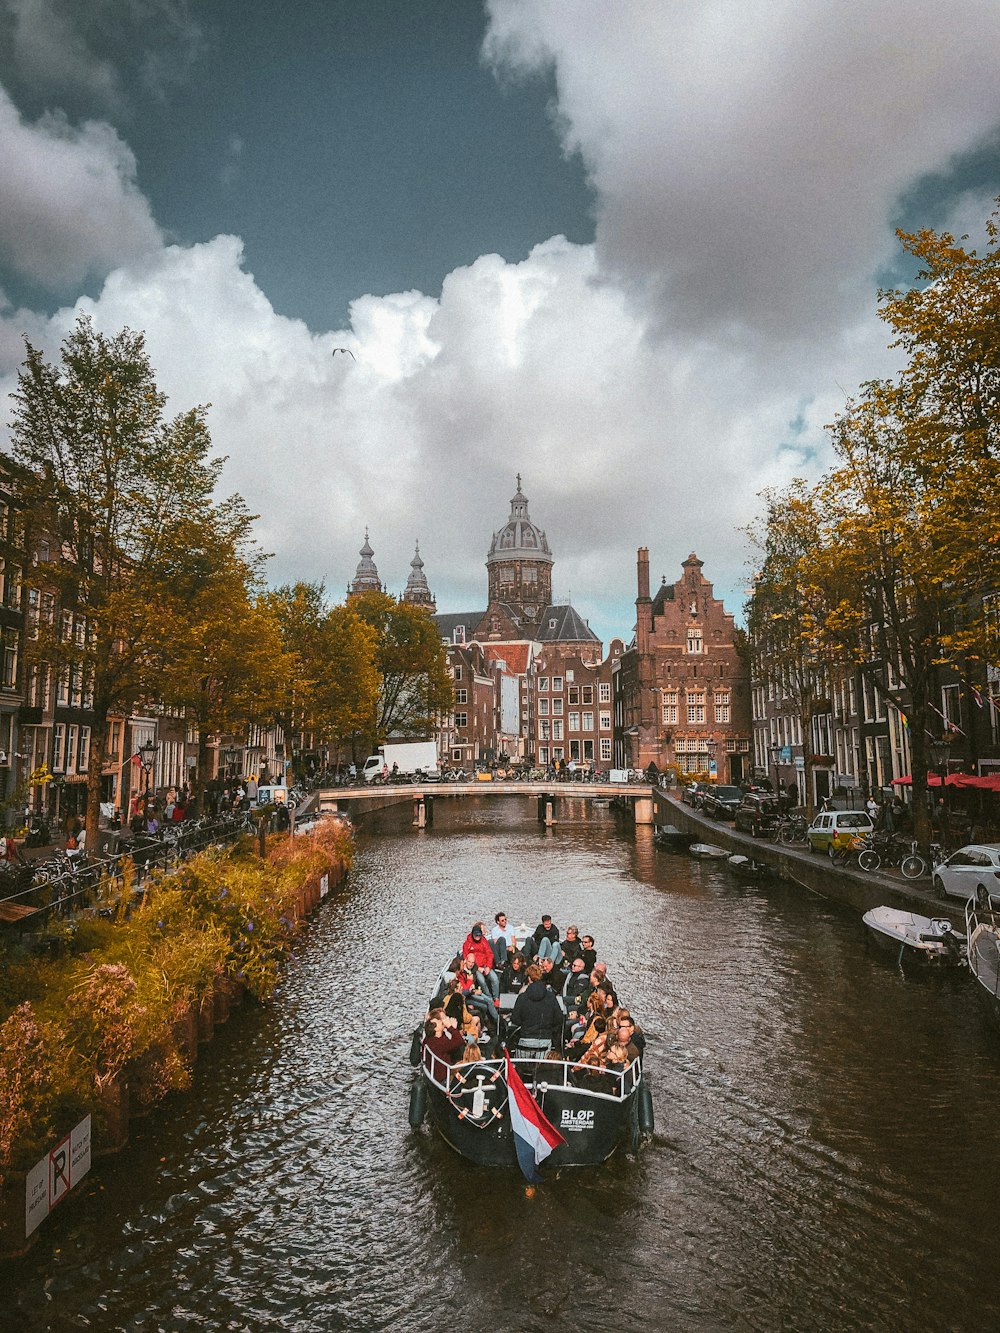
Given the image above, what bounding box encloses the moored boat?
[726,853,768,880]
[654,823,694,850]
[862,907,966,968]
[689,842,728,860]
[966,892,1000,1030]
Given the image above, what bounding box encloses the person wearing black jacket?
[528,914,561,963]
[510,965,563,1046]
[560,925,583,966]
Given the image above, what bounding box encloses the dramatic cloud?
[483,0,1000,344]
[0,86,161,287]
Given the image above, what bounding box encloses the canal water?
[7,798,1000,1332]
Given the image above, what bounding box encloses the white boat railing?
[966,897,1000,999]
[421,1044,641,1103]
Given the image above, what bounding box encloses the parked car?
[806,809,874,854]
[932,843,1000,901]
[734,793,782,838]
[702,785,742,820]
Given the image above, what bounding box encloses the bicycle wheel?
[778,825,797,846]
[901,854,926,880]
[858,849,881,872]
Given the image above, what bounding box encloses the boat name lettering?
[560,1108,595,1131]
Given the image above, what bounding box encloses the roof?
[486,643,532,675]
[535,604,600,644]
[434,611,484,643]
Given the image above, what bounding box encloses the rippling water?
[7,797,1000,1332]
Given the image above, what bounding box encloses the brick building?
[616,549,751,783]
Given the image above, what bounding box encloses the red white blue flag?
[504,1051,566,1182]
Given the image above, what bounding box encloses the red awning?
[892,773,1000,790]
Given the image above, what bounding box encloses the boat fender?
[408,1026,423,1067]
[408,1078,427,1129]
[637,1083,655,1136]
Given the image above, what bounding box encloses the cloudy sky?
[2,0,999,645]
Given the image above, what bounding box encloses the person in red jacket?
[460,921,500,1001]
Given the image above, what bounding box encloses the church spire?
[347,528,383,599]
[402,540,436,610]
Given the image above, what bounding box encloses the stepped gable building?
[401,542,436,611]
[616,548,751,783]
[346,530,383,600]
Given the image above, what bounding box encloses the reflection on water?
[7,797,1000,1332]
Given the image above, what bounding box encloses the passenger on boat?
[539,955,566,994]
[527,915,562,964]
[423,1013,465,1064]
[461,924,501,999]
[560,925,583,966]
[458,1042,483,1064]
[500,951,529,993]
[510,963,563,1046]
[580,935,598,972]
[454,961,500,1031]
[603,1042,631,1074]
[572,1021,608,1070]
[615,1013,644,1059]
[489,912,519,966]
[563,955,590,1011]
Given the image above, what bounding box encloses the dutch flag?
[504,1050,566,1183]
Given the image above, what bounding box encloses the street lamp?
[224,746,241,782]
[927,734,953,843]
[138,740,157,803]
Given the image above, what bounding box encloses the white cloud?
[4,0,121,104]
[0,85,161,287]
[483,0,1000,345]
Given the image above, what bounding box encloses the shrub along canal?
[6,797,999,1331]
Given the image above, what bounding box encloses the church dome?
[486,476,553,566]
[403,541,435,609]
[348,529,383,596]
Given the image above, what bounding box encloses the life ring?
[446,1063,507,1125]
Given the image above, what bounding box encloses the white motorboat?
[862,907,966,968]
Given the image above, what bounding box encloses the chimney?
[637,547,650,602]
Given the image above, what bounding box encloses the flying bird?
[332,348,356,359]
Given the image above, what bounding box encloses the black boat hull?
[421,1068,641,1168]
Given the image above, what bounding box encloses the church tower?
[347,529,382,600]
[484,475,553,628]
[402,541,436,611]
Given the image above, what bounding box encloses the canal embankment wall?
[653,790,948,919]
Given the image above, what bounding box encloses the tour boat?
[966,892,1000,1030]
[408,975,653,1172]
[862,906,966,968]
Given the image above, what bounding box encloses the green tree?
[349,591,453,746]
[266,583,379,764]
[8,315,249,839]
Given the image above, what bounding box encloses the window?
[57,668,70,706]
[499,564,515,583]
[539,746,550,764]
[552,747,564,760]
[715,691,731,724]
[568,686,580,705]
[599,682,611,703]
[539,721,550,740]
[538,698,549,715]
[455,712,468,728]
[452,748,463,762]
[2,643,16,690]
[687,691,706,724]
[600,711,612,731]
[453,626,465,644]
[600,737,612,761]
[583,740,594,761]
[568,711,580,731]
[537,678,549,692]
[453,665,462,680]
[52,723,65,772]
[552,720,564,740]
[582,711,594,731]
[687,628,703,654]
[77,726,90,773]
[523,566,537,583]
[569,740,581,760]
[65,724,78,776]
[662,691,678,725]
[552,698,563,715]
[582,686,593,705]
[455,688,468,704]
[552,676,563,692]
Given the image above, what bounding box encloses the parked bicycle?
[776,813,807,845]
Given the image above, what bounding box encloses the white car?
[932,843,1000,902]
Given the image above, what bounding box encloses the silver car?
[933,843,1000,901]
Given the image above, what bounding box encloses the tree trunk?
[907,700,933,851]
[86,713,110,852]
